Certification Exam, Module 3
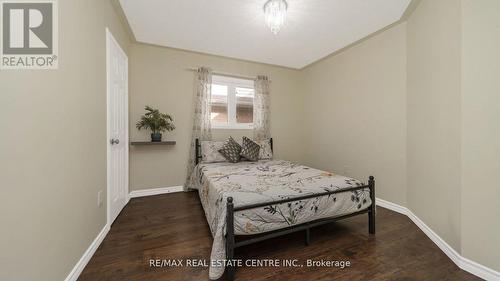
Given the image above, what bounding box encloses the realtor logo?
[1,0,58,69]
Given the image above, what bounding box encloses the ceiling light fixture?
[263,0,288,35]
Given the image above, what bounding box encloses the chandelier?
[263,0,288,35]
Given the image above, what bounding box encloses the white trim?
[64,224,110,281]
[460,256,500,281]
[129,186,184,198]
[406,208,463,270]
[106,27,111,227]
[212,123,253,130]
[375,198,408,215]
[212,74,254,87]
[376,197,500,281]
[211,74,255,130]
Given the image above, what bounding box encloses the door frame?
[106,27,129,226]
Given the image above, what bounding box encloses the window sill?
[212,123,253,130]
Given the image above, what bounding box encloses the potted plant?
[136,106,175,142]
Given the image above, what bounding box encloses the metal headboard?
[195,138,273,165]
[195,138,202,165]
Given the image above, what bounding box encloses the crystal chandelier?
[263,0,288,35]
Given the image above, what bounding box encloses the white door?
[106,28,129,226]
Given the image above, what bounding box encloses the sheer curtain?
[253,75,271,140]
[185,67,212,190]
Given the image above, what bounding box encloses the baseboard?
[460,256,500,281]
[64,224,110,281]
[375,198,408,215]
[405,209,463,269]
[376,197,500,281]
[129,185,184,198]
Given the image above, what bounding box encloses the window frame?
[211,75,255,130]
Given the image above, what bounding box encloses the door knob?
[110,138,120,145]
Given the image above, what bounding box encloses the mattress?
[189,160,372,280]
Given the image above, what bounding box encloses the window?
[211,75,254,129]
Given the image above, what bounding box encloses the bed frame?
[195,138,375,281]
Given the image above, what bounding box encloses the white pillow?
[200,141,227,163]
[255,139,273,160]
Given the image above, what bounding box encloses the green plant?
[136,106,175,134]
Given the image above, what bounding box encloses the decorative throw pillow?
[200,141,227,163]
[240,137,261,161]
[255,139,273,159]
[218,137,242,163]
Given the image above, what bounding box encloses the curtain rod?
[186,67,269,81]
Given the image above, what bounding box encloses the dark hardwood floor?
[78,192,480,281]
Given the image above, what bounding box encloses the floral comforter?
[190,160,372,280]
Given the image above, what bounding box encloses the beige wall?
[0,1,130,281]
[406,0,463,252]
[461,0,500,271]
[300,0,500,271]
[129,43,303,191]
[301,23,408,206]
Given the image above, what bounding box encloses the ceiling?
[119,0,411,69]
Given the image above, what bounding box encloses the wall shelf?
[130,141,176,146]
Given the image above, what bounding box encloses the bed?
[189,138,375,281]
